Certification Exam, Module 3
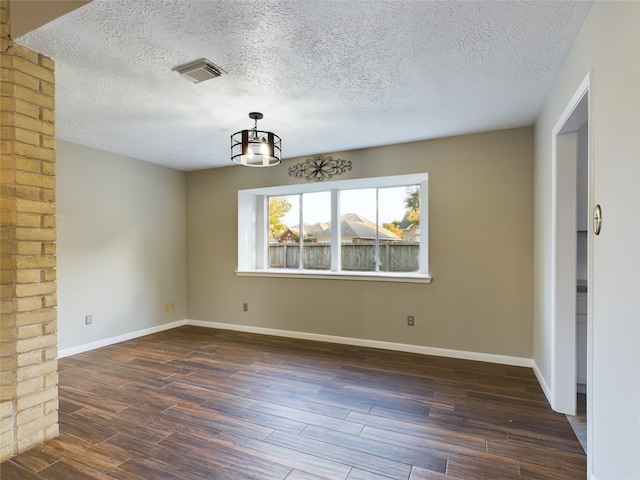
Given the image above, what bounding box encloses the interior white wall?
[56,140,187,351]
[533,2,640,478]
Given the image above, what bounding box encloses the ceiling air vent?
[172,58,227,83]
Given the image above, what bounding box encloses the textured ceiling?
[17,0,592,171]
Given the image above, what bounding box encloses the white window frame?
[237,173,431,284]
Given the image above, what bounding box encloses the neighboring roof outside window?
[277,214,400,243]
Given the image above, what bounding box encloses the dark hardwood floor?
[1,326,586,479]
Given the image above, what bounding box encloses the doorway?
[552,74,591,454]
[566,117,588,453]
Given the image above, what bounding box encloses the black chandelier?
[230,112,282,167]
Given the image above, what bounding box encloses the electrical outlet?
[164,302,169,312]
[85,315,92,325]
[243,303,248,312]
[407,315,414,326]
[170,301,175,310]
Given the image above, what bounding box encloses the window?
[238,173,430,283]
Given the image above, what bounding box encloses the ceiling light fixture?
[231,112,282,167]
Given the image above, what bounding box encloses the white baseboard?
[532,360,553,407]
[57,320,188,358]
[186,319,534,368]
[58,318,534,368]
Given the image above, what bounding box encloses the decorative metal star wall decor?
[288,155,352,181]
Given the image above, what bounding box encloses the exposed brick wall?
[0,0,58,461]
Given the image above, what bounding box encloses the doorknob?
[593,204,602,235]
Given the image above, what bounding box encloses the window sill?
[236,269,432,284]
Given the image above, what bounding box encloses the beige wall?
[533,1,640,477]
[56,141,187,351]
[187,127,533,359]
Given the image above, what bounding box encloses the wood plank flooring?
[1,326,586,479]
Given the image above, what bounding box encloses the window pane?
[269,195,299,269]
[340,188,378,271]
[379,186,420,272]
[239,173,428,277]
[302,191,331,270]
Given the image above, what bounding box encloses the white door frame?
[550,71,593,420]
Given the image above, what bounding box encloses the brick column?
[0,0,58,461]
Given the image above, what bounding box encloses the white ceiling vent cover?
[172,58,227,83]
